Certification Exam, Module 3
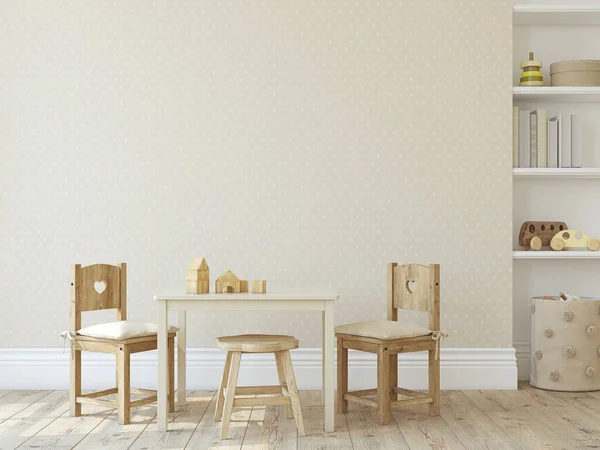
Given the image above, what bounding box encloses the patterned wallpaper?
[0,0,513,348]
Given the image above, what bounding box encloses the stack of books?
[512,107,583,168]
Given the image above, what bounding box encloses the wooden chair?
[68,263,177,424]
[335,263,441,425]
[214,334,305,439]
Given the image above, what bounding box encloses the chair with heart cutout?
[66,263,178,424]
[335,263,443,425]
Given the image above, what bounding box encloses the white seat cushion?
[77,321,179,340]
[335,320,432,340]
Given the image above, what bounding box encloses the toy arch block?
[216,270,248,294]
[186,257,210,294]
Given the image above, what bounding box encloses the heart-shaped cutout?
[94,281,107,294]
[406,280,418,294]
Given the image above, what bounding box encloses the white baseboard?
[0,347,517,391]
[515,340,530,381]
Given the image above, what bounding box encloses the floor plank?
[0,391,69,449]
[0,391,52,422]
[16,404,114,450]
[345,397,410,450]
[509,386,600,449]
[2,388,600,449]
[466,390,575,450]
[242,396,297,450]
[392,402,466,450]
[439,391,521,450]
[185,392,253,449]
[130,390,214,450]
[298,391,353,450]
[72,402,156,450]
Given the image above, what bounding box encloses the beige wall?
[0,1,513,348]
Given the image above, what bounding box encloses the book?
[533,109,548,168]
[512,106,519,168]
[571,114,582,168]
[530,113,537,168]
[548,117,559,168]
[560,113,572,168]
[519,110,530,168]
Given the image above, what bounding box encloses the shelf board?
[513,86,600,102]
[513,168,600,179]
[514,251,600,260]
[514,5,600,25]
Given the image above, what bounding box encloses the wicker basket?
[530,297,600,391]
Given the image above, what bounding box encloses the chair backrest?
[387,263,440,331]
[70,263,127,331]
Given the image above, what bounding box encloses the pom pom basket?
[530,297,600,392]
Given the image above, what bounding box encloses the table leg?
[323,301,334,432]
[177,310,187,406]
[157,300,169,431]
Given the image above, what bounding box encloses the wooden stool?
[214,334,305,439]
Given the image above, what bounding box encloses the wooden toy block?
[215,269,249,294]
[519,221,568,250]
[186,257,209,294]
[550,230,600,251]
[252,280,267,293]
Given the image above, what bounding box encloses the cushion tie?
[60,331,76,353]
[431,331,448,359]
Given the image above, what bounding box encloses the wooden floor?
[1,383,599,449]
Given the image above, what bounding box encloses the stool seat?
[216,334,299,353]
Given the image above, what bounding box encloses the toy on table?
[519,221,568,250]
[252,280,267,293]
[215,269,249,293]
[520,52,544,86]
[186,257,209,294]
[550,230,600,251]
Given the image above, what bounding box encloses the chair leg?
[70,345,81,417]
[214,351,233,422]
[377,346,390,425]
[169,336,175,413]
[282,350,306,436]
[428,349,440,416]
[275,351,293,419]
[117,344,131,425]
[337,337,348,413]
[221,351,241,440]
[389,353,398,401]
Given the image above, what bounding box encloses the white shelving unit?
[513,251,600,259]
[513,168,600,178]
[513,86,600,102]
[513,4,600,25]
[512,3,600,379]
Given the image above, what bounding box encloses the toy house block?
[186,257,210,294]
[252,280,267,293]
[215,269,248,294]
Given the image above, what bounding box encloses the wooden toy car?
[550,230,600,251]
[519,221,568,250]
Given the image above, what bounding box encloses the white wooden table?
[156,289,338,432]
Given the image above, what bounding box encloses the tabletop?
[154,289,339,301]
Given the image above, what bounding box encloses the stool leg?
[221,351,241,440]
[215,351,233,422]
[282,350,305,436]
[275,351,293,419]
